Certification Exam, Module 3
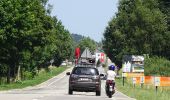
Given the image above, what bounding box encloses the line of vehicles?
[65,47,144,98]
[66,48,115,98]
[66,64,115,98]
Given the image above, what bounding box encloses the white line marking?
[32,99,38,100]
[47,75,66,86]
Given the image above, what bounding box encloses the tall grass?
[144,56,170,76]
[115,78,170,100]
[0,66,67,91]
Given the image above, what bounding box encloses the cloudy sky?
[48,0,119,42]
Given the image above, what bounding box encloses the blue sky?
[48,0,119,42]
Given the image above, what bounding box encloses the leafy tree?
[52,18,73,66]
[157,0,170,59]
[78,37,97,54]
[103,0,168,66]
[0,0,73,83]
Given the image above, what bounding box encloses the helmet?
[109,65,115,71]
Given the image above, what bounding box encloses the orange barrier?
[160,77,170,86]
[136,77,140,84]
[144,76,154,85]
[124,72,144,77]
[123,73,170,86]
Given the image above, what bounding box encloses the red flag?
[75,48,80,59]
[100,53,104,63]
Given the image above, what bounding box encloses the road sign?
[50,59,54,63]
[132,77,136,84]
[154,77,160,86]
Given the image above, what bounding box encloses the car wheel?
[96,90,101,96]
[68,88,73,95]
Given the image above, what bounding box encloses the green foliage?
[145,56,170,76]
[116,78,170,100]
[71,33,85,43]
[52,19,74,66]
[23,71,34,80]
[0,67,67,90]
[78,37,97,54]
[0,0,73,83]
[103,0,169,66]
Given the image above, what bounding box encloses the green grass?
[145,56,170,76]
[115,78,170,100]
[0,66,67,91]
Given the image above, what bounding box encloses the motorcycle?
[105,80,115,98]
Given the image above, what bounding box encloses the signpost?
[132,77,136,87]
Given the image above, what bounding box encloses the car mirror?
[100,74,104,76]
[100,74,106,80]
[66,72,70,75]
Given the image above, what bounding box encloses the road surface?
[0,67,135,100]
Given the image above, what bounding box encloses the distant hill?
[71,33,84,43]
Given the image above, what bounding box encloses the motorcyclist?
[106,65,116,81]
[105,65,116,95]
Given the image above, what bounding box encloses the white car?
[61,61,67,66]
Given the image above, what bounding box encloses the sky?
[48,0,119,42]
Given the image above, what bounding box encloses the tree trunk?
[0,77,2,85]
[7,67,10,84]
[15,65,21,82]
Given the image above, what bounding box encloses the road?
[0,67,135,100]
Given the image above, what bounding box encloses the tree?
[103,0,168,66]
[78,37,97,54]
[52,18,73,66]
[157,0,170,59]
[0,0,73,83]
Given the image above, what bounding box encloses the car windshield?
[72,67,99,75]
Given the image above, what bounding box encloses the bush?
[23,71,34,80]
[144,56,170,76]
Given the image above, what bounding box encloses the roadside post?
[50,59,54,66]
[132,77,136,88]
[122,72,127,86]
[154,77,160,93]
[140,76,144,88]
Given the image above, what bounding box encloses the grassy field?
[0,66,67,91]
[115,78,170,100]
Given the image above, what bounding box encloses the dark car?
[66,66,103,96]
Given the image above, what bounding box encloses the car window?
[72,67,99,75]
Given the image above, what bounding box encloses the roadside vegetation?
[145,56,170,76]
[103,0,170,98]
[0,66,67,91]
[115,78,170,100]
[0,0,73,84]
[114,56,170,100]
[103,0,170,67]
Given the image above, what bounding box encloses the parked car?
[66,66,103,96]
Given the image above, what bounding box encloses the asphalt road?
[0,67,135,100]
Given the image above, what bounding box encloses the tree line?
[103,0,170,66]
[0,0,73,83]
[72,33,98,55]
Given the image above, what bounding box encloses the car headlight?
[71,74,79,79]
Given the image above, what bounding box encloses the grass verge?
[0,66,67,91]
[115,78,170,100]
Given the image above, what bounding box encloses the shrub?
[144,56,170,76]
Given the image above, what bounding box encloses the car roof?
[75,64,96,68]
